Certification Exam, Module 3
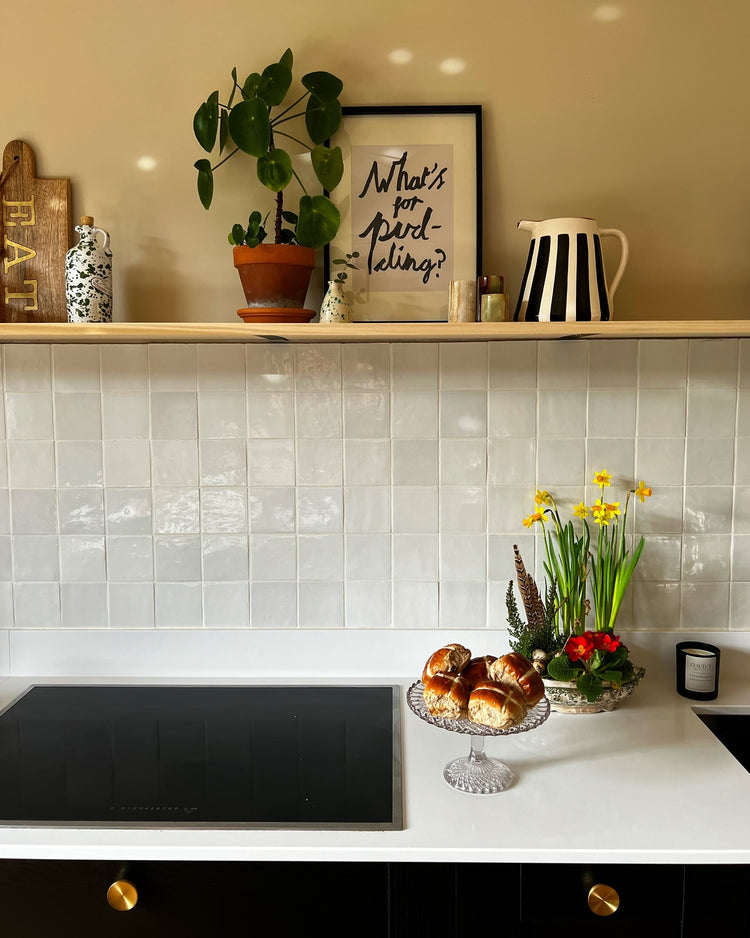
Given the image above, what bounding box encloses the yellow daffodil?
[590,499,609,524]
[522,510,547,528]
[604,501,621,520]
[535,489,553,507]
[573,502,589,519]
[592,469,612,488]
[635,481,653,503]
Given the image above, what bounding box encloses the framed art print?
[325,105,482,322]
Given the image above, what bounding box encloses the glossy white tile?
[392,439,438,485]
[298,581,344,628]
[59,535,106,582]
[440,391,487,438]
[101,392,150,439]
[440,438,486,485]
[203,534,249,581]
[103,440,151,487]
[245,345,295,390]
[344,439,390,484]
[198,391,246,438]
[197,345,246,390]
[200,488,248,534]
[439,343,487,390]
[12,582,60,628]
[391,390,438,438]
[298,534,344,580]
[56,441,103,487]
[155,582,202,628]
[392,534,438,581]
[295,439,343,486]
[109,582,155,628]
[153,487,200,534]
[106,535,154,581]
[5,392,53,439]
[203,582,250,628]
[489,341,537,389]
[154,535,202,581]
[148,345,197,390]
[392,344,438,389]
[342,344,390,389]
[52,345,101,391]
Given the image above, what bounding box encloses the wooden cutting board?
[0,139,72,322]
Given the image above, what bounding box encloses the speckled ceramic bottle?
[65,215,113,322]
[319,280,352,323]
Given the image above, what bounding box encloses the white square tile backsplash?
[2,338,750,632]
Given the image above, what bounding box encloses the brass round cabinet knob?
[107,879,138,912]
[588,883,620,916]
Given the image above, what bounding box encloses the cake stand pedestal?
[406,682,551,794]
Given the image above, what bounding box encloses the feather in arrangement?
[513,544,546,632]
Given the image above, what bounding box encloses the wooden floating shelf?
[0,320,748,344]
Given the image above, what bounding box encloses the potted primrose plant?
[193,49,344,322]
[506,470,652,712]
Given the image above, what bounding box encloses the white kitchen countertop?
[0,631,749,865]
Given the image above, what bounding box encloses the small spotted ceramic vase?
[319,280,352,323]
[65,215,113,322]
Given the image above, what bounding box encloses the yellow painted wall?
[4,0,749,322]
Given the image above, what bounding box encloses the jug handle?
[94,227,111,251]
[599,228,629,298]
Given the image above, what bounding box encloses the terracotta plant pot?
[232,244,317,323]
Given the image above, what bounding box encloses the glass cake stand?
[406,681,551,794]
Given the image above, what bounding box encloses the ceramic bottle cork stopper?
[65,215,113,322]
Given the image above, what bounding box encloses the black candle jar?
[676,641,720,700]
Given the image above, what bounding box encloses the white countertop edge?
[0,840,747,865]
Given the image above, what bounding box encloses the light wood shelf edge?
[0,320,748,344]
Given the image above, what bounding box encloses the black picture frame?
[325,104,483,322]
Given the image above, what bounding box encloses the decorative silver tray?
[406,681,551,794]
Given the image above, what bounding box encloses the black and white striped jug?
[514,217,628,322]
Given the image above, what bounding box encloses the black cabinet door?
[519,864,683,937]
[683,864,750,937]
[388,862,521,938]
[0,860,388,937]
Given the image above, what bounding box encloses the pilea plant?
[193,49,344,250]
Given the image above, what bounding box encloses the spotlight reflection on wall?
[439,58,466,75]
[592,4,623,22]
[388,49,414,65]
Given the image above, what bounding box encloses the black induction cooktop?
[0,684,403,830]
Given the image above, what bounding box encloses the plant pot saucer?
[236,307,316,324]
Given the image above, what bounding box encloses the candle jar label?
[684,651,716,693]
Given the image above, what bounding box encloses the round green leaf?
[241,72,261,100]
[230,224,245,245]
[258,62,292,107]
[301,71,343,103]
[546,655,580,683]
[305,95,342,144]
[193,91,219,151]
[228,98,271,157]
[194,159,214,209]
[257,148,293,192]
[310,144,343,192]
[295,194,341,249]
